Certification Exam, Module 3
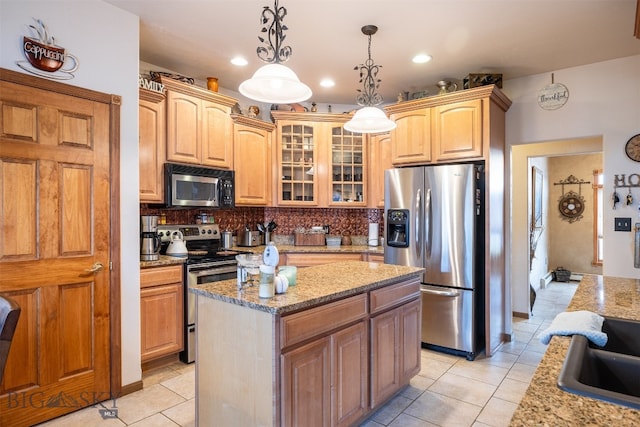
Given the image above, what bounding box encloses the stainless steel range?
[157,224,248,363]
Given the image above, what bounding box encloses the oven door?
[186,261,237,324]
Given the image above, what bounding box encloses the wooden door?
[0,72,113,426]
[400,299,421,382]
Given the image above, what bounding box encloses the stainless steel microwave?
[164,163,234,208]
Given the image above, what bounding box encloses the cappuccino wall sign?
[16,18,78,80]
[537,82,569,110]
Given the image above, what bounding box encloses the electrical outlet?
[614,217,632,231]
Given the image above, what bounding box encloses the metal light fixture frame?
[344,25,396,134]
[239,0,311,104]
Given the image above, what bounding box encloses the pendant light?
[344,25,396,134]
[239,0,311,104]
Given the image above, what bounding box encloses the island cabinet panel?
[280,319,368,427]
[160,77,236,169]
[280,293,368,349]
[281,337,331,427]
[433,99,483,161]
[370,298,421,408]
[389,108,432,166]
[332,321,368,426]
[140,265,184,364]
[139,88,166,203]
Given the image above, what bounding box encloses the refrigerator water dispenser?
[387,209,409,247]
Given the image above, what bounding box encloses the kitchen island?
[510,275,640,426]
[191,261,423,426]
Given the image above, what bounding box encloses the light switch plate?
[614,217,632,231]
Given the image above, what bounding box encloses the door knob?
[84,262,104,273]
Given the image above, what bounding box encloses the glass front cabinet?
[273,112,367,207]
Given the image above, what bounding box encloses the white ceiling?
[106,0,640,105]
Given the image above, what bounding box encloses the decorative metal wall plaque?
[16,18,78,80]
[554,174,590,223]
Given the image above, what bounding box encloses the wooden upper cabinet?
[368,132,392,208]
[201,99,233,169]
[433,99,483,161]
[385,85,512,166]
[232,114,274,206]
[389,108,432,166]
[139,88,166,203]
[160,77,237,169]
[272,111,368,208]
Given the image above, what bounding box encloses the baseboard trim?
[119,380,143,398]
[513,311,530,319]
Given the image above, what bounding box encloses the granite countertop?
[510,275,640,426]
[140,255,186,268]
[190,260,422,315]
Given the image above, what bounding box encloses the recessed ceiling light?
[320,78,335,88]
[412,54,432,64]
[231,56,248,66]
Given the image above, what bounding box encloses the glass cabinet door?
[330,126,365,205]
[280,124,316,204]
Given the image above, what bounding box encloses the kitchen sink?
[558,317,640,410]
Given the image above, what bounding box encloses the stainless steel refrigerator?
[384,163,485,360]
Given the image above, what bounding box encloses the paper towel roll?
[368,223,379,246]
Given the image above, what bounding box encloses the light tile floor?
[38,281,577,427]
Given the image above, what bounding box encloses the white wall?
[1,0,142,386]
[504,55,640,317]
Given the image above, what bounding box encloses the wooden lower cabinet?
[370,298,421,408]
[281,321,368,427]
[140,265,184,363]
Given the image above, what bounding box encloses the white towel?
[538,310,608,346]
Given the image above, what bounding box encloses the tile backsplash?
[140,205,384,238]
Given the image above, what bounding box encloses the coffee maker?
[140,215,161,261]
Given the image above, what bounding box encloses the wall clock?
[558,191,585,223]
[625,133,640,162]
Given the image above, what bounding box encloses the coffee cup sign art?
[16,19,79,80]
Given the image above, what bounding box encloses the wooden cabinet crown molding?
[157,76,237,107]
[271,110,355,124]
[385,84,512,115]
[139,87,165,103]
[231,113,275,131]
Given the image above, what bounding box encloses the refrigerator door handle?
[421,287,461,298]
[415,188,422,259]
[425,188,432,257]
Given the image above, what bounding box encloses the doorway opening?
[509,136,603,321]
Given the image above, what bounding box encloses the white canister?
[258,264,275,298]
[368,223,379,246]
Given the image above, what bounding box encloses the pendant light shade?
[344,25,395,134]
[239,63,312,104]
[239,0,311,104]
[344,106,396,133]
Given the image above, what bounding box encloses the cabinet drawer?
[370,278,420,314]
[280,293,368,349]
[140,264,183,288]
